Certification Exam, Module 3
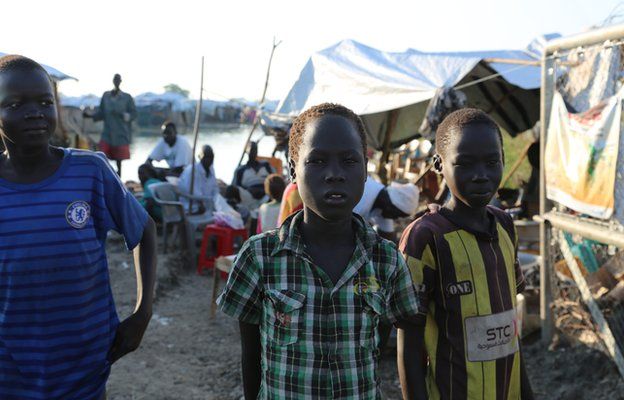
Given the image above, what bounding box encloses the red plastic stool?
[197,224,248,276]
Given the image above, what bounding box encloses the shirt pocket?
[264,289,306,346]
[360,291,386,350]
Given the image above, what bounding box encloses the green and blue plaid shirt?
[217,211,420,399]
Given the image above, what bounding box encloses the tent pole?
[377,109,399,184]
[235,37,282,174]
[189,56,205,211]
[500,140,534,188]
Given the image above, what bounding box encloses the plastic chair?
[151,182,185,253]
[197,224,248,275]
[210,255,235,318]
[256,156,283,175]
[151,183,214,267]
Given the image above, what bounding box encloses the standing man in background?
[84,73,136,176]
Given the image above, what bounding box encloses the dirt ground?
[104,238,624,400]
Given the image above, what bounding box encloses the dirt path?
[104,239,624,399]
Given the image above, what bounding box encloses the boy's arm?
[397,323,427,400]
[239,322,262,400]
[395,222,437,400]
[108,218,157,363]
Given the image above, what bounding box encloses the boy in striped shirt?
[0,55,156,399]
[399,109,534,400]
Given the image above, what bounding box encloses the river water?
[120,124,277,184]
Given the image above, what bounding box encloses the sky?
[5,0,623,103]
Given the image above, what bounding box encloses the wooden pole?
[499,140,534,188]
[558,230,624,378]
[377,109,399,184]
[235,37,282,174]
[189,57,205,208]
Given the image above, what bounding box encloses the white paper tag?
[464,308,519,362]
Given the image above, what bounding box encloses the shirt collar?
[431,204,499,241]
[271,210,379,259]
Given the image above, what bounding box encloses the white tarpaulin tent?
[0,53,77,82]
[277,36,559,149]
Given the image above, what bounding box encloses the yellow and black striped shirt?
[399,205,525,400]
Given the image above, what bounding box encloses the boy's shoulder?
[69,148,112,167]
[486,204,514,227]
[486,205,516,242]
[402,205,448,240]
[240,229,282,257]
[68,148,124,184]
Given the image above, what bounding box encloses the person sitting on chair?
[232,141,274,200]
[146,121,193,177]
[178,144,218,215]
[354,176,420,242]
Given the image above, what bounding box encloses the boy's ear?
[432,154,443,175]
[288,158,296,182]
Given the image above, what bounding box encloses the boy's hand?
[107,308,152,364]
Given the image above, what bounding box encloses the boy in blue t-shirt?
[0,55,157,399]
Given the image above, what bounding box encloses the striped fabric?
[399,205,525,400]
[217,211,420,399]
[277,183,303,225]
[0,148,148,400]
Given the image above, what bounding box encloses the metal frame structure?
[538,24,624,376]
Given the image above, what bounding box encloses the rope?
[454,63,531,91]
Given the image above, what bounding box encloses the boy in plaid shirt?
[217,103,422,399]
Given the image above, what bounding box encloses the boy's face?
[440,123,503,209]
[0,69,57,150]
[295,115,366,221]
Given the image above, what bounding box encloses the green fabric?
[217,211,420,399]
[94,90,137,146]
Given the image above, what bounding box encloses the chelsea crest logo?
[66,201,91,229]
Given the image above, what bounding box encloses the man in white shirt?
[178,145,219,214]
[353,176,419,241]
[146,121,193,176]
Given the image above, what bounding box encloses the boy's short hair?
[264,174,286,201]
[289,103,367,163]
[435,108,503,158]
[0,54,50,81]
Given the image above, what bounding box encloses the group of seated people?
[137,121,420,243]
[137,121,275,226]
[138,121,218,221]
